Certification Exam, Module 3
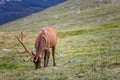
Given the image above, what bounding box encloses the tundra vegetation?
[0,0,120,80]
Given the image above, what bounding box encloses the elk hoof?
[53,64,56,66]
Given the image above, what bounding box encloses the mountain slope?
[0,0,120,32]
[0,0,120,80]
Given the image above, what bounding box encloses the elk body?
[16,27,57,69]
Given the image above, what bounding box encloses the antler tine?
[23,55,33,62]
[20,32,23,41]
[16,32,34,62]
[16,32,30,54]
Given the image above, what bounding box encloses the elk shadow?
[0,0,67,25]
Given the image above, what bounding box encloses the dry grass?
[0,0,120,80]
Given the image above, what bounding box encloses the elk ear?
[34,57,39,62]
[30,51,35,62]
[31,51,35,56]
[39,55,42,58]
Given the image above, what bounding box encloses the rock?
[38,78,45,80]
[2,48,11,52]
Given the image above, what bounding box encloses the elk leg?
[52,46,56,66]
[44,51,47,67]
[46,50,50,67]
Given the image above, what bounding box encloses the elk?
[16,27,57,69]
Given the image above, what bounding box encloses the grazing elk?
[16,27,57,69]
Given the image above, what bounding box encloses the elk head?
[16,32,41,69]
[33,55,41,69]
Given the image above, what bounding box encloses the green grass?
[0,22,120,80]
[58,23,120,38]
[0,0,120,80]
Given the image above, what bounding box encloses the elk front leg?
[44,51,47,67]
[44,50,50,67]
[52,46,56,66]
[46,50,50,67]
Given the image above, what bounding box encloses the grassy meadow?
[0,0,120,80]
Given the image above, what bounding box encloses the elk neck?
[35,29,49,58]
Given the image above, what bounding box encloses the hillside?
[0,0,120,80]
[0,0,120,32]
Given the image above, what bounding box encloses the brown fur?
[16,27,57,69]
[34,27,57,69]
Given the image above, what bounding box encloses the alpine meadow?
[0,0,120,80]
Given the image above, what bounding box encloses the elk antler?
[16,32,33,61]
